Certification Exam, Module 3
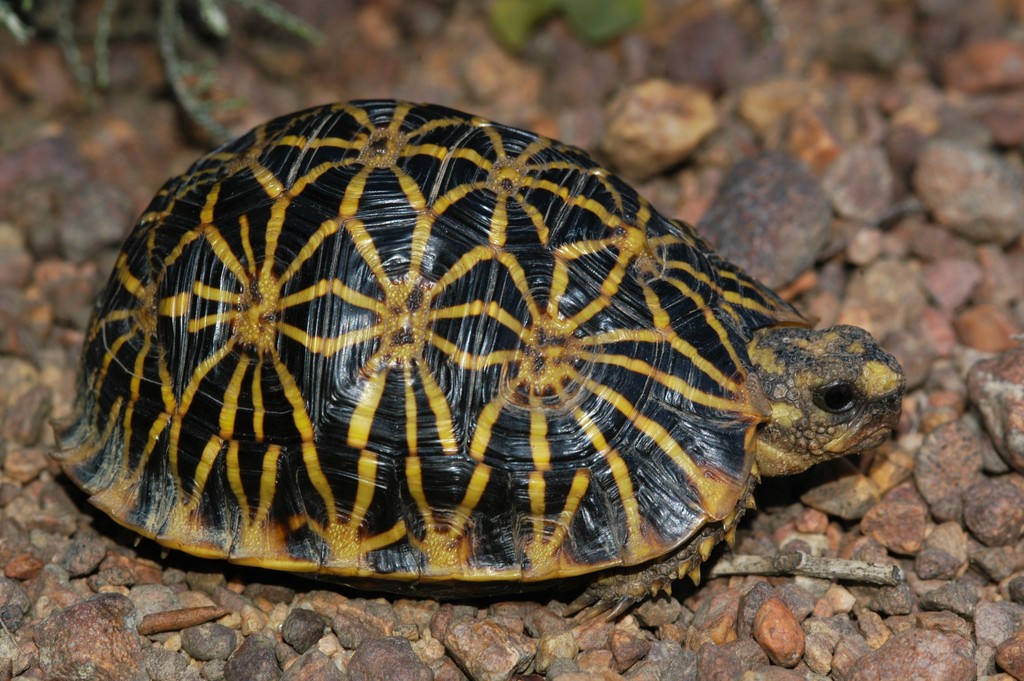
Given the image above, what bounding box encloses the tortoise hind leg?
[564,479,756,619]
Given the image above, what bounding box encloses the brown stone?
[599,79,717,180]
[848,629,973,681]
[955,304,1019,352]
[443,619,536,681]
[859,483,929,555]
[752,598,804,668]
[968,346,1024,473]
[348,637,431,681]
[963,477,1024,546]
[913,420,984,522]
[787,106,843,172]
[609,627,650,672]
[802,474,881,520]
[913,139,1024,244]
[996,631,1024,680]
[687,589,740,649]
[36,593,144,681]
[821,144,894,223]
[698,151,831,289]
[943,40,1024,92]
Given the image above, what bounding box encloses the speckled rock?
[444,618,536,681]
[36,593,144,681]
[997,631,1024,680]
[280,650,344,681]
[281,608,327,654]
[625,640,695,681]
[913,139,1024,244]
[347,637,431,681]
[968,347,1024,473]
[919,581,979,618]
[840,257,926,340]
[913,420,984,522]
[332,599,396,649]
[599,79,717,179]
[698,151,831,288]
[223,634,279,681]
[963,478,1024,546]
[801,474,880,520]
[633,596,682,628]
[848,629,974,681]
[142,648,189,681]
[975,601,1024,649]
[821,144,894,223]
[0,577,30,632]
[859,483,929,555]
[181,622,238,661]
[687,588,741,648]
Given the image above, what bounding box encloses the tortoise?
[56,99,904,609]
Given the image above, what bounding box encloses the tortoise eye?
[814,382,857,414]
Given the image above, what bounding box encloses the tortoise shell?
[57,100,806,588]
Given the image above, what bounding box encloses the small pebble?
[1009,576,1024,604]
[443,619,536,681]
[922,257,982,312]
[913,421,983,522]
[536,630,578,673]
[143,648,189,681]
[696,641,743,680]
[752,598,804,668]
[280,650,344,681]
[996,631,1024,680]
[687,589,740,648]
[963,478,1024,547]
[801,474,880,520]
[913,139,1024,244]
[221,634,279,681]
[943,40,1024,92]
[954,304,1019,352]
[698,151,831,288]
[968,346,1024,473]
[281,607,328,654]
[919,581,980,618]
[0,577,30,631]
[599,79,717,179]
[633,595,682,629]
[36,593,143,681]
[831,634,873,680]
[975,601,1024,649]
[848,629,974,681]
[181,622,237,661]
[821,144,894,222]
[609,627,650,671]
[859,483,929,555]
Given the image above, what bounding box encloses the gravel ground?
[1,1,1024,680]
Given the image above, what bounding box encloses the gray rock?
[181,622,238,661]
[348,637,431,681]
[36,593,145,681]
[223,634,280,681]
[913,139,1024,244]
[699,151,831,288]
[848,629,974,681]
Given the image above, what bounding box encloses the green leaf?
[489,0,559,50]
[561,0,643,44]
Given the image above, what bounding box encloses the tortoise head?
[747,324,905,477]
